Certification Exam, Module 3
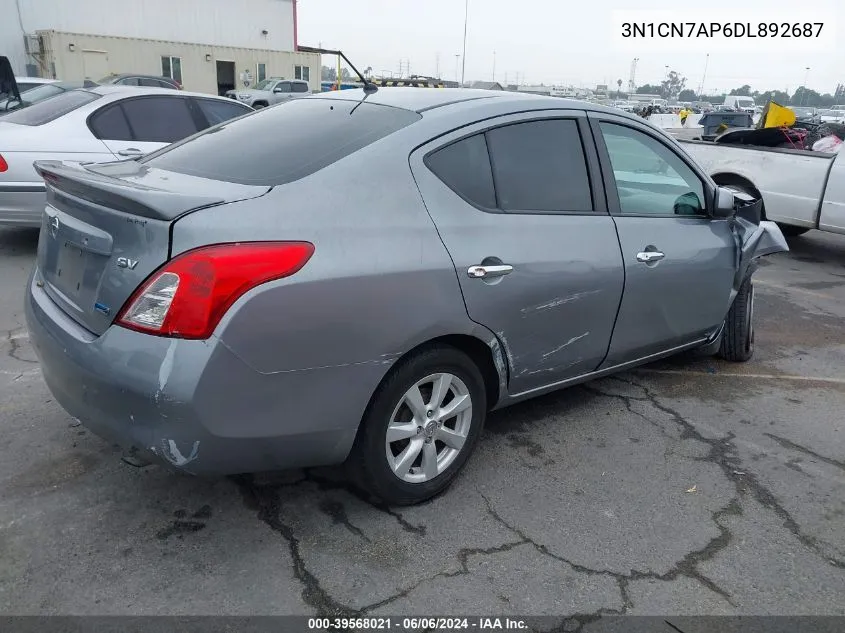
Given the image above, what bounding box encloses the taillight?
[116,242,314,339]
[0,154,7,173]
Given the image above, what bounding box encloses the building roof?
[468,81,504,91]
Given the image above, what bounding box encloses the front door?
[411,111,625,395]
[589,115,737,367]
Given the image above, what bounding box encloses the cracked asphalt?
[1,226,844,624]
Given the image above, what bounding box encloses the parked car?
[225,78,311,108]
[14,76,59,93]
[791,107,821,125]
[0,81,95,115]
[819,109,845,124]
[681,138,845,237]
[97,74,182,90]
[25,89,787,505]
[0,86,252,227]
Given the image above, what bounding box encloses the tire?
[718,277,755,362]
[348,345,487,505]
[776,223,811,237]
[253,102,266,109]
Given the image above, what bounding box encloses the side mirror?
[712,186,736,218]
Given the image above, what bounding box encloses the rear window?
[2,90,100,126]
[142,98,421,185]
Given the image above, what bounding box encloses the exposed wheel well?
[711,173,766,219]
[373,335,502,414]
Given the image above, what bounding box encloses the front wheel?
[252,102,266,109]
[348,345,487,505]
[719,277,755,362]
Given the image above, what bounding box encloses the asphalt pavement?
[1,225,843,624]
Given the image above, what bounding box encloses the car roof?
[85,85,232,101]
[15,76,58,84]
[310,87,629,117]
[107,73,175,81]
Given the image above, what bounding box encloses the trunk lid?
[33,159,272,336]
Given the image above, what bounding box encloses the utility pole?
[461,0,469,86]
[436,53,440,79]
[627,57,638,94]
[697,53,709,98]
[492,50,496,82]
[801,66,810,105]
[454,54,460,83]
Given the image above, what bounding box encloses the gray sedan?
[25,89,787,505]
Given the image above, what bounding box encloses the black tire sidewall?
[353,346,487,505]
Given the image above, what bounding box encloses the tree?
[636,84,662,95]
[729,85,752,96]
[660,70,686,100]
[754,90,790,106]
[791,87,822,106]
[321,66,336,81]
[678,89,697,102]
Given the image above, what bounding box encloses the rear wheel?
[253,102,267,109]
[348,345,487,505]
[719,277,755,362]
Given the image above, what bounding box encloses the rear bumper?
[25,269,366,475]
[0,185,45,228]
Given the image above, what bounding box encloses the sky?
[298,0,844,95]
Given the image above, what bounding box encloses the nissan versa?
[25,88,787,505]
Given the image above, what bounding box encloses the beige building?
[35,30,321,96]
[6,0,320,96]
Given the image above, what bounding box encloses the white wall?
[7,0,294,75]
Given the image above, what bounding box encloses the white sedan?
[0,85,253,227]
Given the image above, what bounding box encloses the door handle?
[467,264,513,279]
[636,251,665,263]
[117,148,144,158]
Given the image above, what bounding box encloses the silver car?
[224,78,311,109]
[0,86,252,227]
[25,89,787,505]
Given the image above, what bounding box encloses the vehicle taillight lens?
[0,154,8,173]
[116,242,315,339]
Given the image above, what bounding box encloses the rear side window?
[118,77,141,86]
[426,134,496,208]
[486,120,593,212]
[89,103,133,140]
[142,98,421,185]
[292,82,309,93]
[120,96,198,143]
[195,98,251,126]
[2,90,100,126]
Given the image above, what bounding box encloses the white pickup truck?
[680,140,845,237]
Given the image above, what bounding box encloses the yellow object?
[761,101,796,128]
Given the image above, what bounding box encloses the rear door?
[411,111,625,395]
[588,113,736,367]
[88,95,201,158]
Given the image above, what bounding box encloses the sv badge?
[116,257,139,270]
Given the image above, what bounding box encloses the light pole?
[801,66,810,105]
[461,0,469,86]
[492,50,496,82]
[454,54,460,84]
[698,53,709,98]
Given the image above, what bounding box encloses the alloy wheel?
[385,373,473,484]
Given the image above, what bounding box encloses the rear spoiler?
[34,160,228,222]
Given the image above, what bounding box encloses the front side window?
[275,82,291,93]
[119,77,141,86]
[599,122,706,216]
[161,56,182,84]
